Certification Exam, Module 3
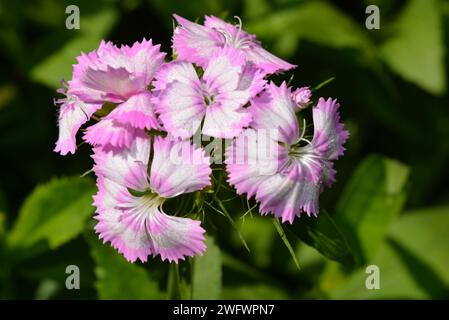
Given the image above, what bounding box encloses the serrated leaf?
[192,236,222,299]
[335,154,410,265]
[30,7,118,88]
[88,233,164,300]
[289,210,355,267]
[8,176,96,250]
[379,0,446,95]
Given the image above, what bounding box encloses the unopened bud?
[292,87,311,110]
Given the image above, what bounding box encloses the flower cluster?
[54,14,348,263]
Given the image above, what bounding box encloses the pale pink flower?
[92,134,211,263]
[153,47,265,139]
[54,39,165,155]
[172,14,296,75]
[226,82,349,223]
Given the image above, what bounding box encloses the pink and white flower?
[173,14,296,75]
[153,47,265,139]
[226,82,349,223]
[54,39,165,155]
[92,134,211,263]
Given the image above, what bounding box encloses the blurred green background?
[1,0,449,299]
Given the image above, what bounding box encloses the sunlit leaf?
[335,154,410,264]
[247,1,375,60]
[30,7,118,88]
[379,0,446,95]
[330,206,449,299]
[8,176,96,250]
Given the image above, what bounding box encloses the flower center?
[201,83,217,106]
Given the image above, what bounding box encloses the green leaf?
[192,236,222,299]
[329,206,449,299]
[243,0,271,20]
[247,1,374,60]
[222,284,289,300]
[335,154,410,265]
[30,7,118,88]
[289,210,355,267]
[167,263,192,300]
[273,218,300,270]
[8,176,96,250]
[0,212,5,238]
[236,216,275,269]
[88,233,164,300]
[379,0,446,95]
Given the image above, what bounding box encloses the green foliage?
[1,0,449,300]
[379,0,446,95]
[30,5,118,88]
[192,236,222,299]
[329,206,449,299]
[8,177,96,250]
[247,1,375,60]
[88,233,164,299]
[290,210,354,267]
[335,155,410,264]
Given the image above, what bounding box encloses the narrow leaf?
[273,218,300,270]
[211,197,250,252]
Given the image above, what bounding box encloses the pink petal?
[121,38,166,84]
[250,82,299,145]
[256,173,321,223]
[150,136,212,198]
[202,99,251,138]
[155,80,205,139]
[172,14,220,68]
[54,98,101,155]
[71,65,141,103]
[153,60,200,92]
[237,63,267,98]
[83,118,139,150]
[93,176,155,263]
[203,47,245,93]
[246,45,296,75]
[147,209,206,262]
[92,133,151,190]
[204,15,235,34]
[107,92,160,130]
[312,98,349,160]
[71,39,165,104]
[225,129,287,198]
